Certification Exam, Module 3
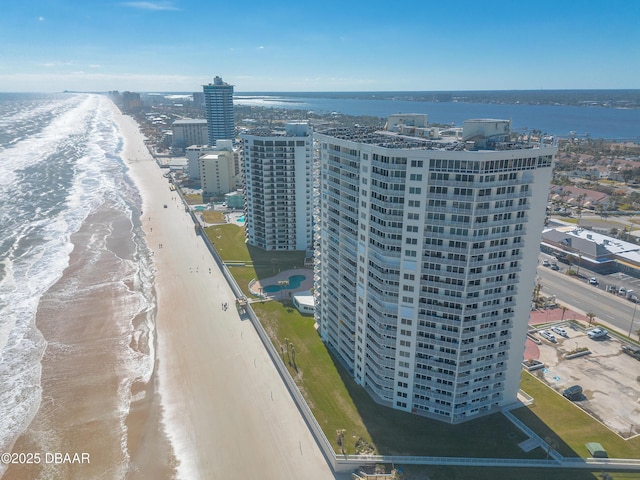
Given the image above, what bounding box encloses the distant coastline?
[231,91,640,141]
[235,89,640,109]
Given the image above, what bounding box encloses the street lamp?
[628,300,638,337]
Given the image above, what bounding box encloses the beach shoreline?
[3,96,335,479]
[113,105,336,479]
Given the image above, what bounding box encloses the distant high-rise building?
[121,91,142,113]
[241,123,314,251]
[203,76,235,146]
[192,91,205,109]
[314,118,556,423]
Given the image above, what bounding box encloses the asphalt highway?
[537,265,640,336]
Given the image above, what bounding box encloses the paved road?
[537,265,639,336]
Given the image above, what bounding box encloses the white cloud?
[120,2,180,11]
[38,16,45,22]
[43,61,75,68]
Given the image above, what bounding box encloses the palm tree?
[559,189,570,209]
[561,305,568,321]
[291,344,296,369]
[576,193,587,226]
[586,312,596,327]
[534,282,542,304]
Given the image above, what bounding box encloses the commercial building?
[542,224,640,278]
[203,76,235,146]
[314,119,556,423]
[241,123,314,251]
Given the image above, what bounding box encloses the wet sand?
[3,203,169,479]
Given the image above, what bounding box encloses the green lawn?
[517,372,640,459]
[206,228,640,478]
[201,210,224,223]
[204,224,307,297]
[183,193,203,204]
[253,301,640,479]
[254,301,544,459]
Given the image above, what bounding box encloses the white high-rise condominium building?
[203,76,235,145]
[314,119,556,423]
[242,123,314,251]
[171,119,208,153]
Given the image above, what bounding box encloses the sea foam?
[0,95,156,471]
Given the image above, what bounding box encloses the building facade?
[314,119,556,423]
[199,149,236,199]
[242,123,314,251]
[203,76,235,146]
[171,119,208,154]
[186,140,238,196]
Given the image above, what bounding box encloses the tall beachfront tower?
[314,119,556,423]
[241,123,314,251]
[203,76,235,146]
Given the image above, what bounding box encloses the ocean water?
[0,93,156,474]
[234,93,640,141]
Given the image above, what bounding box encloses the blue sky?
[0,0,638,92]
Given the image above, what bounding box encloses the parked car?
[619,287,627,296]
[539,330,556,342]
[589,277,599,285]
[622,344,640,359]
[542,259,550,267]
[551,326,568,337]
[563,385,583,400]
[550,263,560,271]
[587,327,608,339]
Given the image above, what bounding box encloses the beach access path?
[116,109,337,479]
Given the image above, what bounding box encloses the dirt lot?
[532,322,640,438]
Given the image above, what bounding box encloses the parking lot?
[532,322,640,439]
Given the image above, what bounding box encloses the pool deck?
[250,268,314,299]
[226,211,245,226]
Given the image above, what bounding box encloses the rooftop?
[542,225,640,267]
[315,118,556,152]
[173,118,207,125]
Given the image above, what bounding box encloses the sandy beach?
[116,108,336,478]
[3,100,336,479]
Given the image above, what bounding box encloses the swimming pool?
[237,215,245,223]
[262,275,306,293]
